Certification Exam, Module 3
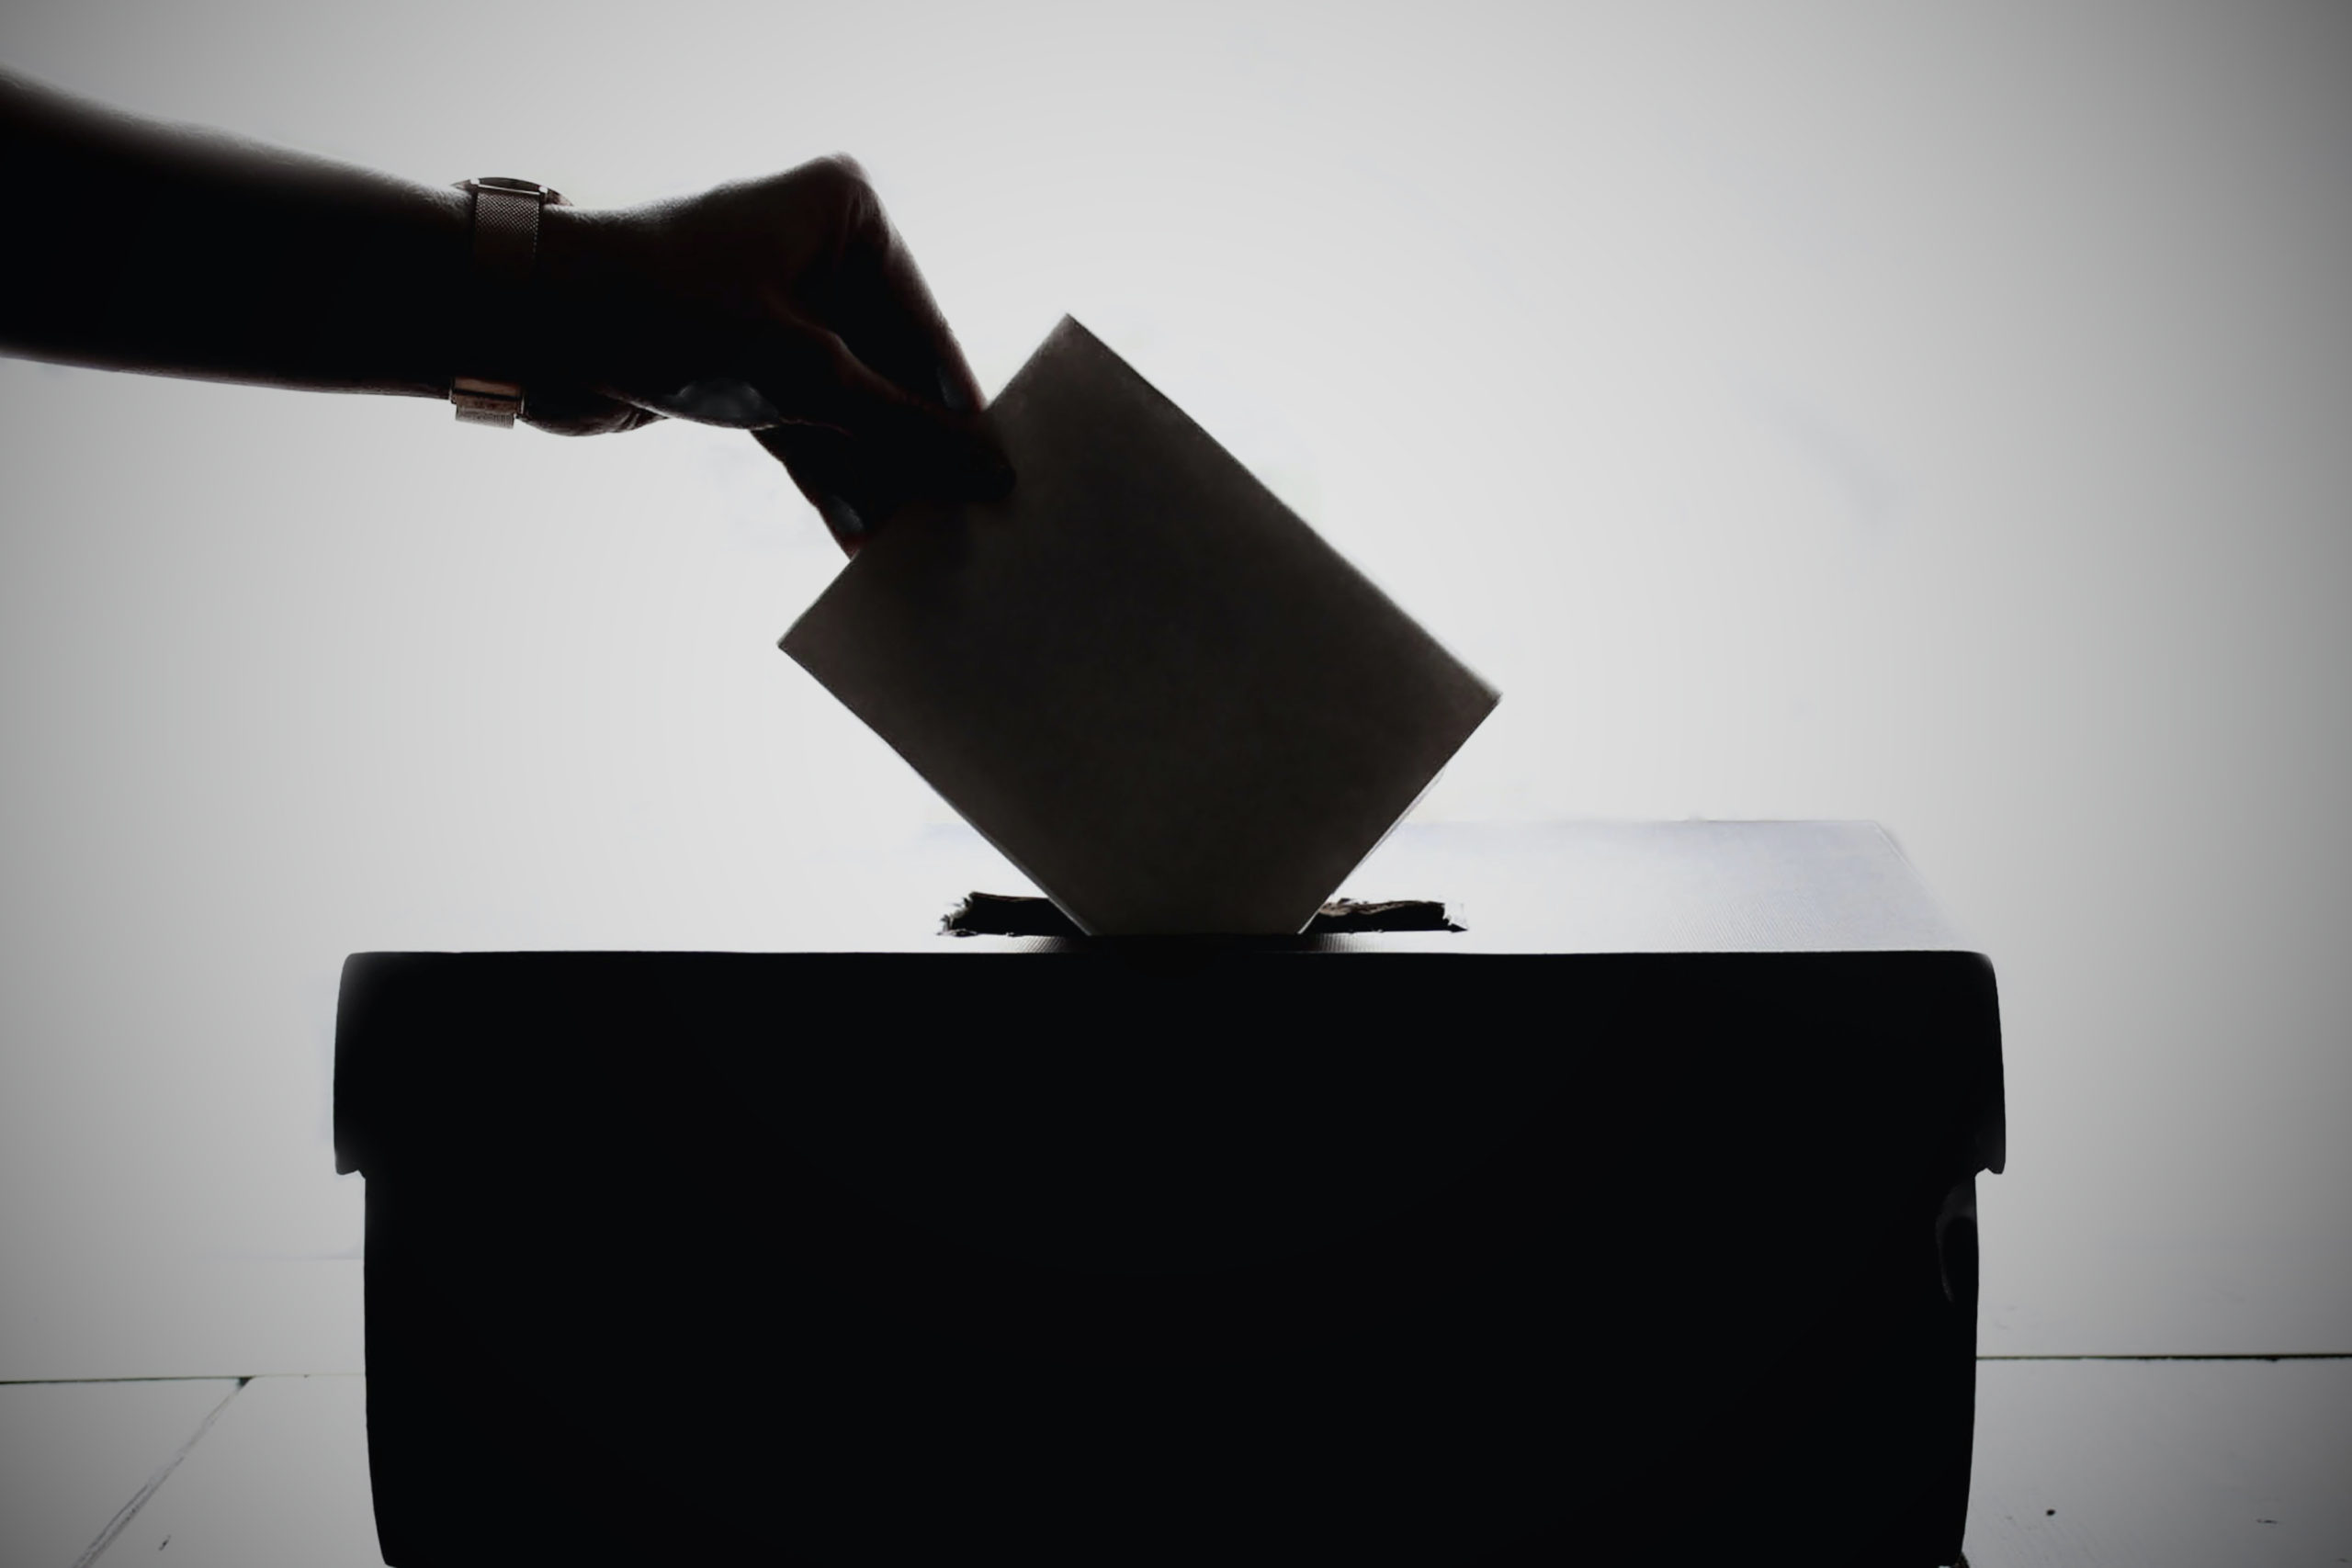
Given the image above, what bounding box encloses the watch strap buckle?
[451,375,523,427]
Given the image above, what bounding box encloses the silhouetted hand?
[531,156,1012,553]
[0,70,1007,556]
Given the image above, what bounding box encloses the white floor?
[0,1378,242,1568]
[1964,1359,2352,1567]
[3,1359,2346,1566]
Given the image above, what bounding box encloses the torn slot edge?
[942,893,1464,939]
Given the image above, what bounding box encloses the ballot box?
[335,822,2003,1566]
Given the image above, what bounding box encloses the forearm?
[0,73,1003,547]
[0,68,469,398]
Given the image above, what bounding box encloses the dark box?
[335,823,2003,1565]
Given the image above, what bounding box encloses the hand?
[529,156,1011,553]
[0,70,1000,553]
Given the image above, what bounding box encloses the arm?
[0,67,469,398]
[0,68,1007,549]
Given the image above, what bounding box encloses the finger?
[521,386,668,436]
[628,376,780,428]
[826,179,993,426]
[746,324,1012,503]
[754,423,881,557]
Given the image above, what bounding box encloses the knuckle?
[785,321,859,383]
[816,151,871,186]
[759,325,866,425]
[828,157,894,244]
[804,152,877,211]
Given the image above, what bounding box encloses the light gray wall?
[1,0,2347,1368]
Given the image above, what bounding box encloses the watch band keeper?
[451,375,525,427]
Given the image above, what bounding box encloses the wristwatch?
[450,176,567,427]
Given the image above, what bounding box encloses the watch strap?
[451,177,566,427]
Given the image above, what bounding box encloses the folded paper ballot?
[781,317,1498,935]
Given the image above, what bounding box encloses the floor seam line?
[0,1371,358,1385]
[68,1375,251,1568]
[1978,1352,2352,1362]
[0,1375,250,1387]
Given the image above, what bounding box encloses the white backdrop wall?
[1,0,2347,1374]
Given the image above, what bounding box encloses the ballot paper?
[781,317,1498,935]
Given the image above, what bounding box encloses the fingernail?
[936,363,974,414]
[655,378,783,426]
[819,493,866,537]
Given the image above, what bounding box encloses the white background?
[0,0,2346,1373]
